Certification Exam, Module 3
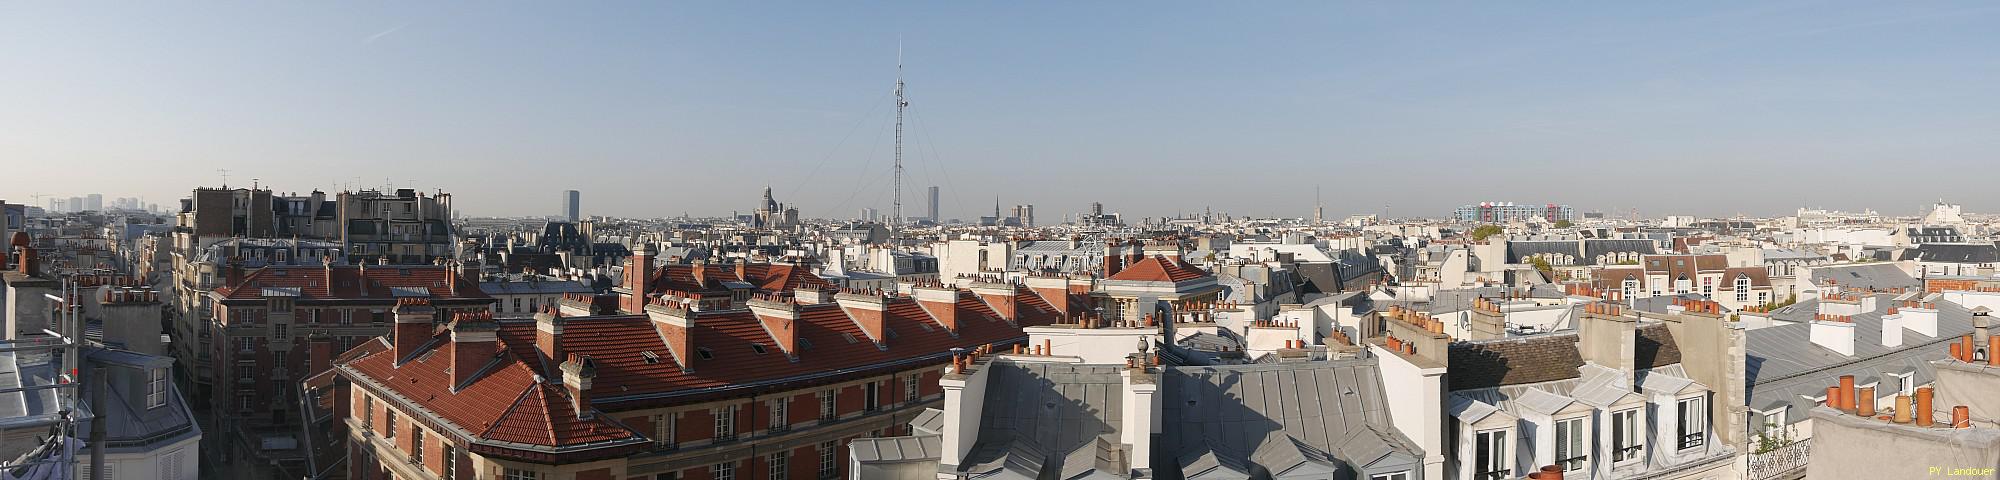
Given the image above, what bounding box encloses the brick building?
[323,246,1074,480]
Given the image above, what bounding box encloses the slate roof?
[1912,243,2000,264]
[1447,323,1681,391]
[644,263,831,296]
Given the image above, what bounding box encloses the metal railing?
[1747,437,1811,480]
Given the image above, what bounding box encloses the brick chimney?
[560,354,597,419]
[911,284,961,333]
[747,295,801,358]
[626,243,656,313]
[645,299,698,371]
[969,280,1019,324]
[1102,241,1124,278]
[1576,302,1637,373]
[225,255,245,288]
[834,291,890,347]
[1023,276,1072,318]
[449,311,500,390]
[534,307,565,369]
[794,287,832,305]
[392,298,437,366]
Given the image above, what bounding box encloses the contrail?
[364,22,410,44]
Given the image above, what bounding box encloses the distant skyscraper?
[563,190,581,222]
[68,197,82,213]
[85,193,103,211]
[927,186,940,222]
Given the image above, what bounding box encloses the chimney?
[794,287,832,305]
[969,280,1018,324]
[734,261,748,282]
[1818,292,1864,317]
[1881,308,1905,348]
[834,291,890,347]
[1895,394,1913,423]
[911,284,961,333]
[1023,276,1073,318]
[13,246,36,277]
[1975,307,1993,359]
[626,244,656,313]
[1809,313,1855,357]
[449,311,500,390]
[392,298,437,366]
[1577,302,1637,373]
[453,260,478,296]
[560,354,597,419]
[1466,297,1506,340]
[534,308,566,368]
[645,299,698,371]
[1857,386,1876,416]
[226,256,245,287]
[691,264,709,288]
[1900,300,1940,337]
[1916,386,1936,427]
[1954,405,1971,428]
[747,296,801,358]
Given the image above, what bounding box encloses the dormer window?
[1612,408,1644,464]
[1474,429,1510,480]
[146,368,169,409]
[1554,416,1589,472]
[1677,396,1707,450]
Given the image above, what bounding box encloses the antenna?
[891,39,907,232]
[217,169,232,188]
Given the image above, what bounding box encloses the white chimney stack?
[1881,309,1904,348]
[1900,301,1939,337]
[1811,314,1856,356]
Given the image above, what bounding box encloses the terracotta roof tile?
[1108,255,1210,283]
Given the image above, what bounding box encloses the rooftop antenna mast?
[891,40,907,232]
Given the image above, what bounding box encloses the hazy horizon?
[6,2,1998,220]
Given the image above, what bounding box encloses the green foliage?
[1754,424,1794,454]
[1470,224,1505,241]
[1615,259,1640,265]
[1553,219,1574,228]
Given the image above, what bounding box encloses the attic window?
[1850,272,1861,278]
[696,348,714,360]
[799,338,814,350]
[750,344,768,355]
[841,333,858,344]
[641,351,660,364]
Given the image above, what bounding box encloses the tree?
[1470,224,1505,241]
[1553,219,1574,228]
[1529,257,1557,279]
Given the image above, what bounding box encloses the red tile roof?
[1108,255,1211,283]
[645,263,831,296]
[341,282,1032,459]
[214,265,490,301]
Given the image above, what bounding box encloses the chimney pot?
[1895,394,1913,424]
[1954,406,1971,428]
[1917,387,1936,427]
[1857,386,1876,417]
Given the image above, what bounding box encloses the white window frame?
[1677,395,1707,451]
[770,398,789,433]
[653,413,677,448]
[713,461,736,480]
[768,452,788,480]
[1473,428,1510,480]
[1758,407,1788,438]
[1888,371,1916,397]
[1369,473,1410,480]
[906,374,920,402]
[502,468,539,480]
[818,441,839,479]
[820,390,836,420]
[147,368,170,409]
[1554,416,1588,472]
[715,405,737,441]
[1612,408,1643,464]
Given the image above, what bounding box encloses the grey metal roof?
[1745,294,1978,426]
[1808,264,1918,292]
[911,408,945,435]
[960,362,1127,478]
[850,434,943,462]
[478,278,592,296]
[1581,239,1657,264]
[1159,358,1421,478]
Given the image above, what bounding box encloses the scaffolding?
[0,279,89,480]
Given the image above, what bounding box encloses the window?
[1554,417,1587,472]
[768,452,788,480]
[502,468,538,480]
[1736,277,1751,302]
[818,441,839,479]
[147,368,169,409]
[237,337,256,352]
[274,324,288,339]
[513,298,522,312]
[410,428,425,464]
[1678,396,1707,450]
[820,390,836,420]
[653,413,677,448]
[1474,429,1508,480]
[1701,277,1713,297]
[1759,407,1788,438]
[715,405,736,441]
[1889,371,1916,397]
[442,445,456,480]
[865,381,880,412]
[713,461,736,480]
[363,395,375,432]
[273,350,288,369]
[1613,408,1643,463]
[768,399,792,433]
[385,410,398,439]
[1370,473,1410,480]
[238,365,256,381]
[1623,279,1638,299]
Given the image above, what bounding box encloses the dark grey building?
[564,189,581,222]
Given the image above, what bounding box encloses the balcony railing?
[1747,437,1811,480]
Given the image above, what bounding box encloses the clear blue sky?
[5,2,1998,220]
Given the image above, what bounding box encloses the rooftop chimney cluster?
[1670,297,1724,315]
[1945,334,2000,366]
[1383,305,1446,334]
[1813,313,1855,323]
[1584,302,1625,316]
[1249,319,1299,329]
[101,287,162,304]
[1823,374,1970,429]
[949,344,996,374]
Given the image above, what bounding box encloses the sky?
[5,1,2000,221]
